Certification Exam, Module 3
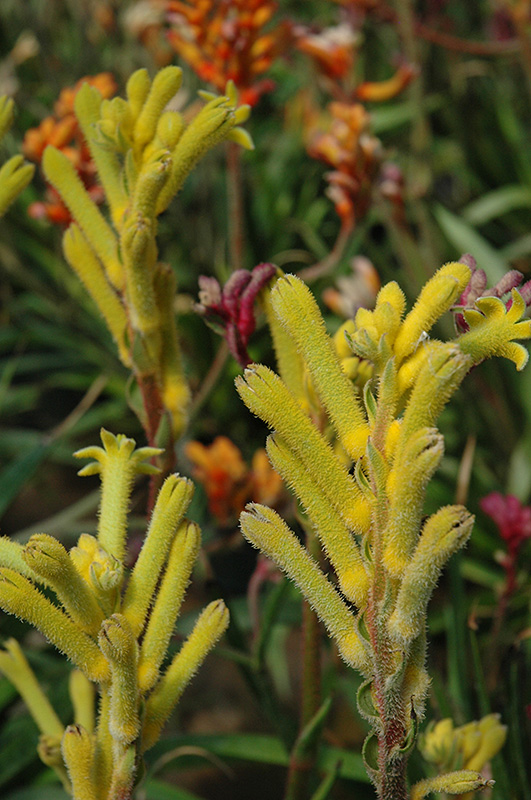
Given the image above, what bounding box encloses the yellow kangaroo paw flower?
[75,429,161,563]
[22,534,104,636]
[394,344,472,466]
[0,569,110,682]
[138,521,201,694]
[458,289,531,370]
[74,83,128,226]
[126,68,151,123]
[61,724,98,800]
[393,262,471,364]
[240,504,367,672]
[62,223,130,366]
[236,365,364,532]
[141,599,229,752]
[156,95,239,214]
[122,474,194,636]
[261,278,308,410]
[388,506,474,644]
[42,146,124,291]
[0,536,40,582]
[266,434,370,607]
[0,155,34,217]
[133,66,183,154]
[270,275,369,459]
[383,428,444,577]
[411,770,494,800]
[98,614,139,745]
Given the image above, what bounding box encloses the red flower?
[480,492,531,595]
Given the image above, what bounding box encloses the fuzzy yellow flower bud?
[156,95,238,213]
[42,146,124,291]
[69,534,123,617]
[393,262,471,364]
[138,521,201,694]
[0,569,110,682]
[123,474,194,636]
[63,223,130,366]
[126,68,151,122]
[133,66,183,152]
[236,365,365,532]
[98,614,139,745]
[0,154,35,217]
[266,434,370,607]
[411,771,494,800]
[62,724,98,800]
[388,506,474,644]
[270,275,369,459]
[240,504,367,672]
[142,600,229,752]
[22,534,104,636]
[383,427,444,577]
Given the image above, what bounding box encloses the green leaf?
[501,233,531,262]
[462,186,531,226]
[0,441,53,519]
[148,733,369,783]
[433,204,508,284]
[0,714,40,788]
[371,95,443,134]
[4,783,68,800]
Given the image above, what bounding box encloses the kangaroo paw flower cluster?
[237,262,531,799]
[40,68,252,442]
[0,429,228,800]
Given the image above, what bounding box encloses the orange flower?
[23,73,117,225]
[165,0,291,105]
[355,63,417,102]
[185,437,283,526]
[307,101,382,224]
[296,23,358,80]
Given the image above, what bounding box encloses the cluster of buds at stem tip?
[0,429,229,800]
[39,68,253,443]
[0,95,35,217]
[237,259,531,796]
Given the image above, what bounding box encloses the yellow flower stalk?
[239,262,531,800]
[0,430,228,800]
[42,67,252,446]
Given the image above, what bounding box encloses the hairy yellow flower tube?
[240,261,531,800]
[62,724,98,800]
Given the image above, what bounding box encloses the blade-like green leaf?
[463,186,531,226]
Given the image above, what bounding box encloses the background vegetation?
[0,1,529,798]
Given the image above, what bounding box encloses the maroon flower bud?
[196,263,277,367]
